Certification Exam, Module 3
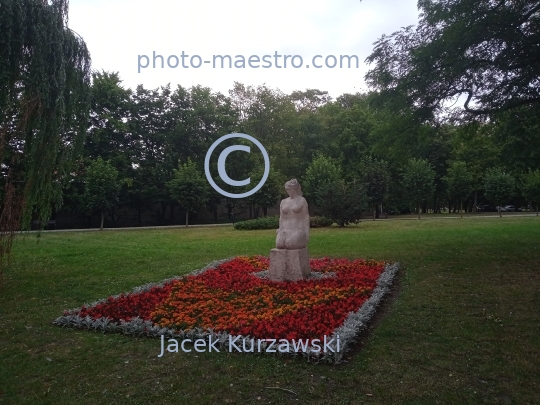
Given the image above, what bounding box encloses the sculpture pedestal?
[268,248,311,282]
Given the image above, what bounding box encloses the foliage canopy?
[521,169,540,214]
[84,157,120,230]
[0,0,91,264]
[167,159,210,226]
[316,179,366,226]
[483,168,515,216]
[303,153,342,207]
[401,158,436,218]
[365,0,540,121]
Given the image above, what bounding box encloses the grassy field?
[1,217,539,404]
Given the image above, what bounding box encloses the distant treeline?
[52,71,540,228]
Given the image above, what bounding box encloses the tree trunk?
[498,206,502,218]
[537,203,539,216]
[160,202,167,225]
[185,210,189,227]
[473,190,477,214]
[227,202,232,221]
[100,211,104,230]
[373,204,376,221]
[417,202,421,220]
[263,207,268,217]
[460,201,463,219]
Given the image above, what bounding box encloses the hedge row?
[234,216,333,230]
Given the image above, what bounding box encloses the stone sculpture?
[268,179,311,281]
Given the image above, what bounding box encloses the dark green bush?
[310,216,334,228]
[234,216,333,230]
[234,216,279,230]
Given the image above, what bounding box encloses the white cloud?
[69,0,420,98]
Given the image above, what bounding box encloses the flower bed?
[54,256,398,363]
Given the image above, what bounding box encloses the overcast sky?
[69,0,420,99]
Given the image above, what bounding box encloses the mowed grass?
[1,217,539,405]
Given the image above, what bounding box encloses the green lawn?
[1,217,539,404]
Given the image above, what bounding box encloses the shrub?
[234,216,334,230]
[316,179,366,226]
[234,216,279,230]
[310,216,334,228]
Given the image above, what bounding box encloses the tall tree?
[444,161,473,218]
[366,97,432,167]
[167,159,210,227]
[316,179,366,226]
[402,158,436,219]
[130,84,174,224]
[483,168,515,217]
[84,157,120,230]
[292,91,330,175]
[320,99,373,175]
[166,84,237,222]
[358,156,390,220]
[170,85,237,166]
[521,169,540,215]
[84,71,133,225]
[450,122,501,211]
[290,89,331,112]
[424,131,452,213]
[302,153,342,208]
[492,105,540,175]
[86,71,133,165]
[243,167,284,218]
[365,0,540,121]
[0,0,91,266]
[229,83,298,177]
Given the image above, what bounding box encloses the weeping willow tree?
[0,0,91,271]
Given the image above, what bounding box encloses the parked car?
[501,205,516,212]
[476,205,497,212]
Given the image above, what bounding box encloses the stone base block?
[268,248,311,282]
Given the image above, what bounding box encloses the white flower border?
[53,258,399,364]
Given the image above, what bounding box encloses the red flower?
[71,256,387,342]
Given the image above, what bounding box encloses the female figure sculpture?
[268,179,311,281]
[276,179,310,249]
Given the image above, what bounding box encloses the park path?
[22,222,234,233]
